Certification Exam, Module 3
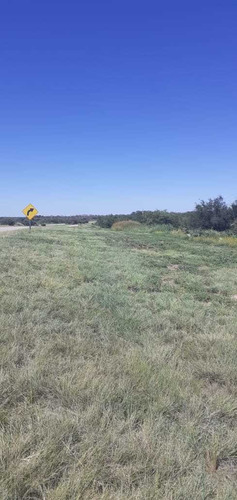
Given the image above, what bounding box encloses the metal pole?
[29,220,32,232]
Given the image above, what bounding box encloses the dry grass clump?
[0,225,237,499]
[112,220,141,231]
[171,230,237,247]
[194,235,237,247]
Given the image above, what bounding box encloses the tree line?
[0,197,236,233]
[96,196,237,233]
[0,215,97,226]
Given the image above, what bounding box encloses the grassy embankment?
[0,225,237,499]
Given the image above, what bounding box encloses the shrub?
[230,219,237,235]
[1,218,15,226]
[194,196,233,231]
[111,220,141,231]
[97,215,118,228]
[131,210,180,227]
[231,201,237,219]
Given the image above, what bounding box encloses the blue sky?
[0,1,236,216]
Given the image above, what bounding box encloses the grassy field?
[0,225,237,499]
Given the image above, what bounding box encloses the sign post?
[22,204,38,230]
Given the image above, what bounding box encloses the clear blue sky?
[1,1,236,216]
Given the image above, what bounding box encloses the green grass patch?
[0,225,237,499]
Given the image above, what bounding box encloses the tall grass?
[0,225,237,499]
[194,235,237,247]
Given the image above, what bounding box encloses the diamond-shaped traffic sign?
[22,203,38,220]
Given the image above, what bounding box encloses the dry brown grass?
[111,220,141,231]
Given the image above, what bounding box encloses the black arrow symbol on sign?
[27,208,34,216]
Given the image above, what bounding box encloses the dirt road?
[0,226,27,233]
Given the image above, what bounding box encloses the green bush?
[0,218,15,226]
[194,196,233,231]
[230,219,237,235]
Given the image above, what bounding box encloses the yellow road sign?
[22,203,38,220]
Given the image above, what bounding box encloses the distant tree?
[194,196,232,231]
[130,210,180,227]
[179,211,196,229]
[97,215,117,228]
[231,200,237,219]
[2,218,15,226]
[231,219,237,234]
[78,218,88,224]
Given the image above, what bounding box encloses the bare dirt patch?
[0,226,27,233]
[167,264,179,271]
